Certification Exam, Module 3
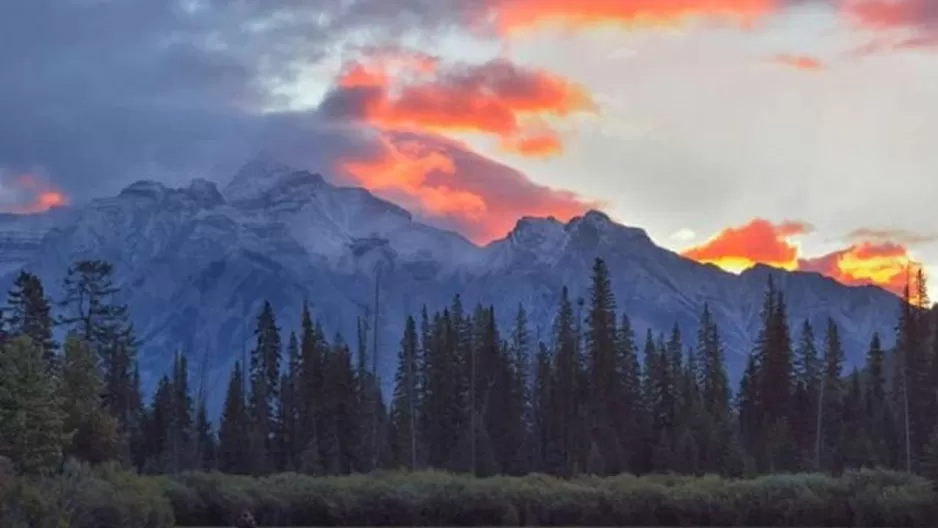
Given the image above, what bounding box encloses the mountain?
[0,156,901,417]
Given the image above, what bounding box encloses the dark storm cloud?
[0,0,470,201]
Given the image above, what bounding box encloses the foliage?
[160,468,938,527]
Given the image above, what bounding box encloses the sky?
[2,0,938,298]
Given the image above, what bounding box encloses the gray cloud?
[0,0,470,202]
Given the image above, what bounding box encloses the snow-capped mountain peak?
[0,156,901,419]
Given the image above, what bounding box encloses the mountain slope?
[0,158,901,417]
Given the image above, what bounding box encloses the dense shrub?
[163,467,938,527]
[0,459,174,528]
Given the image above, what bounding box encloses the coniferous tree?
[171,352,194,472]
[247,301,281,474]
[5,271,57,367]
[0,336,66,474]
[531,341,554,473]
[585,258,619,473]
[550,287,579,476]
[60,335,119,465]
[193,398,216,471]
[818,318,845,472]
[864,333,893,467]
[792,320,820,466]
[297,301,325,474]
[59,260,139,441]
[615,314,646,473]
[218,361,249,474]
[509,304,533,474]
[390,316,420,470]
[323,337,359,474]
[277,331,301,471]
[696,305,732,474]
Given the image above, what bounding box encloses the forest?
[2,258,938,527]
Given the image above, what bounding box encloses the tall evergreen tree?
[550,287,580,476]
[0,336,66,474]
[247,301,281,474]
[217,361,249,474]
[390,316,420,469]
[5,271,57,367]
[585,258,619,473]
[60,335,119,465]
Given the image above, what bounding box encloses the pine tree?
[297,301,325,474]
[59,260,138,438]
[60,335,119,464]
[390,316,420,469]
[247,301,281,474]
[193,398,216,471]
[551,287,579,476]
[5,271,57,368]
[792,320,820,466]
[277,331,301,472]
[509,304,533,474]
[818,318,845,472]
[615,314,646,473]
[586,258,619,473]
[171,352,194,472]
[0,336,66,474]
[218,361,249,474]
[531,341,554,473]
[864,333,892,467]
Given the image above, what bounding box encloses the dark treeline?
[4,257,938,483]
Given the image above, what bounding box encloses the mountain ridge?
[0,157,902,417]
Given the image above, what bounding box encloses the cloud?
[799,242,914,296]
[671,228,698,242]
[847,227,938,246]
[769,54,825,71]
[484,0,779,34]
[0,171,68,213]
[844,0,938,52]
[681,219,813,272]
[320,55,596,158]
[683,218,920,296]
[336,129,597,243]
[0,0,474,201]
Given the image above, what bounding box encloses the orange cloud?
[323,56,596,159]
[486,0,779,34]
[799,242,917,297]
[336,131,595,244]
[681,219,812,272]
[683,218,923,296]
[770,54,825,71]
[0,173,68,213]
[844,0,938,52]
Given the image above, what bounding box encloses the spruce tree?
[0,336,66,474]
[60,335,119,464]
[247,301,281,474]
[586,258,619,472]
[193,399,216,471]
[5,271,57,368]
[171,352,194,472]
[218,361,249,474]
[550,287,579,476]
[615,314,645,473]
[390,316,420,469]
[297,301,325,474]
